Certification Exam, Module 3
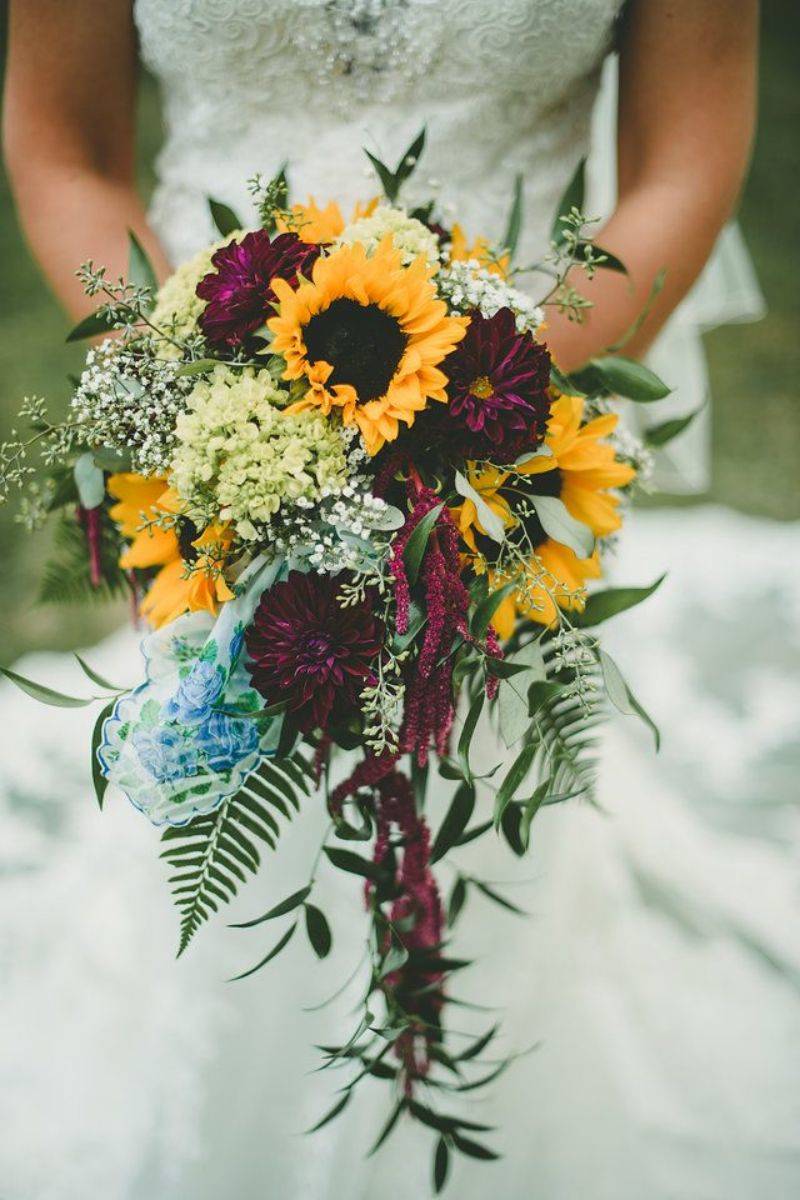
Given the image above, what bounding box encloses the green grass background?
[0,3,797,661]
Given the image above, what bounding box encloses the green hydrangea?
[337,205,440,266]
[171,367,350,541]
[151,231,245,349]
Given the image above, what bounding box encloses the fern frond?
[160,751,313,956]
[533,642,605,799]
[39,510,127,605]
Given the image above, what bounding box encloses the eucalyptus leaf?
[403,502,444,586]
[305,1089,352,1134]
[175,358,219,377]
[74,654,124,693]
[493,742,537,828]
[471,577,518,642]
[576,574,665,627]
[529,495,594,559]
[599,649,634,715]
[645,407,703,447]
[66,309,113,343]
[229,885,311,928]
[431,783,476,864]
[0,666,94,709]
[502,172,524,260]
[433,1136,450,1194]
[91,699,116,809]
[457,691,485,782]
[590,355,671,402]
[73,452,106,510]
[227,921,297,981]
[454,471,505,543]
[551,157,585,245]
[127,229,158,304]
[324,846,385,882]
[497,639,546,748]
[305,903,332,959]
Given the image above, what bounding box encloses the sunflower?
[268,238,468,455]
[108,474,234,629]
[276,196,378,245]
[448,223,509,278]
[454,394,636,635]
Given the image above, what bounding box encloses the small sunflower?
[108,474,234,629]
[454,394,636,635]
[268,238,468,455]
[276,196,378,245]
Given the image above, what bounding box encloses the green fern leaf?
[160,752,313,956]
[39,510,128,606]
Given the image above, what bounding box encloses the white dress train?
[1,2,797,1196]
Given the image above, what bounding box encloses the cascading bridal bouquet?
[1,131,681,1189]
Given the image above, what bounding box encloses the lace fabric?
[134,0,622,265]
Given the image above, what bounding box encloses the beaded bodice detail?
[134,0,622,265]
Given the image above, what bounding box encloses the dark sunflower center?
[304,298,408,403]
[177,516,200,564]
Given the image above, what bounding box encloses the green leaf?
[73,452,106,510]
[451,1132,500,1161]
[228,921,297,982]
[576,575,665,627]
[457,691,485,782]
[590,355,671,402]
[395,126,426,187]
[0,666,93,708]
[174,358,220,377]
[305,903,332,959]
[379,940,409,979]
[433,1136,450,1193]
[208,197,243,237]
[493,741,537,828]
[473,880,527,916]
[431,783,476,864]
[497,639,546,747]
[305,1089,352,1134]
[502,172,524,260]
[91,699,116,809]
[73,654,124,694]
[229,885,311,928]
[529,495,594,559]
[448,875,468,926]
[454,471,506,544]
[66,309,113,342]
[324,845,385,882]
[368,1100,406,1156]
[127,229,158,302]
[599,649,660,750]
[551,157,585,245]
[364,150,399,203]
[519,779,550,849]
[455,1023,498,1062]
[645,407,703,447]
[403,502,444,586]
[471,577,518,641]
[574,241,628,274]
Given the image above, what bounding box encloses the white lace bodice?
[134,0,622,265]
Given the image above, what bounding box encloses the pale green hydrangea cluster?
[151,231,245,349]
[337,205,440,266]
[171,366,350,541]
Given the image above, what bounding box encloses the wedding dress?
[1,3,798,1198]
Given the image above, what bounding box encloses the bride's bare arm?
[542,0,759,371]
[2,0,170,320]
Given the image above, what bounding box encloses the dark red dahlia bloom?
[440,307,551,461]
[245,571,383,733]
[197,230,320,350]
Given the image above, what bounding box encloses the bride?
[3,2,799,1197]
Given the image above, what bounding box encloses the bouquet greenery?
[1,131,678,1189]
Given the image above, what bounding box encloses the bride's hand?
[3,0,171,320]
[542,0,759,372]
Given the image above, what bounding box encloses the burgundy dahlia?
[197,230,320,350]
[439,306,552,461]
[245,571,382,733]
